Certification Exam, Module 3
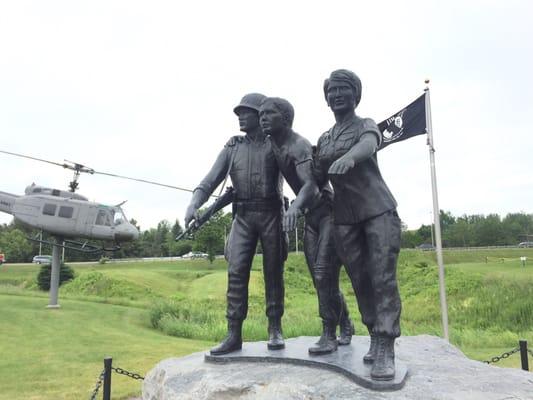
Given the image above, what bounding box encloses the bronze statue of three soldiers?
[184,69,402,381]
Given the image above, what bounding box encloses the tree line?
[401,211,533,248]
[0,210,235,263]
[2,210,531,263]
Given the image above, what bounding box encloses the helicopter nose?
[114,224,140,242]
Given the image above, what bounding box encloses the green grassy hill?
[1,248,533,399]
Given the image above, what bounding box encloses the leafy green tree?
[173,240,194,256]
[474,214,505,246]
[140,229,157,257]
[164,220,185,256]
[194,211,232,263]
[155,220,171,256]
[502,213,533,244]
[416,224,433,245]
[444,216,473,247]
[0,228,33,262]
[401,230,422,248]
[171,219,183,239]
[439,210,456,231]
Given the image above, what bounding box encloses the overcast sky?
[1,0,532,231]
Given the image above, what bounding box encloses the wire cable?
[0,148,209,195]
[92,170,194,193]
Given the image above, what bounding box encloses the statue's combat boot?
[309,321,338,355]
[338,312,354,346]
[370,336,395,381]
[210,319,243,355]
[267,317,285,350]
[363,334,377,363]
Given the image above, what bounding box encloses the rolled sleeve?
[361,118,382,148]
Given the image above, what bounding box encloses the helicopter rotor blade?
[0,149,66,168]
[0,148,218,197]
[92,170,195,194]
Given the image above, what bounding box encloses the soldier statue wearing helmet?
[185,93,286,355]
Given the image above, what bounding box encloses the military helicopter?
[0,149,196,252]
[0,149,202,308]
[0,183,138,251]
[0,159,140,252]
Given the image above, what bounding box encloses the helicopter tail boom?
[0,191,19,215]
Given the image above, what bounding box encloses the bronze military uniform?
[196,133,285,322]
[316,114,402,341]
[269,132,351,338]
[186,93,286,354]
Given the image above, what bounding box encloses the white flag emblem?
[383,109,406,142]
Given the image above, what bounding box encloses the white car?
[32,255,52,264]
[181,251,209,259]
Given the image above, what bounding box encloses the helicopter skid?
[28,234,121,254]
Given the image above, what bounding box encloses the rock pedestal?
[143,335,533,400]
[205,336,408,391]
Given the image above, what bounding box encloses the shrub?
[37,262,75,291]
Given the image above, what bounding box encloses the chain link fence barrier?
[89,370,105,400]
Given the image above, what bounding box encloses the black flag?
[378,93,426,150]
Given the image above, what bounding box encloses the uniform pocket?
[338,136,356,150]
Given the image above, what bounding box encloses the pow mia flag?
[378,93,427,150]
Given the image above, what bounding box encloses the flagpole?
[425,79,450,341]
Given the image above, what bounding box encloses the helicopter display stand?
[46,236,63,309]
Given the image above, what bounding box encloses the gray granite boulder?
[143,335,533,400]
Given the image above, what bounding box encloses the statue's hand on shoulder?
[328,155,355,175]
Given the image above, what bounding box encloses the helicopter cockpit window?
[43,203,57,216]
[58,206,74,218]
[95,210,112,226]
[113,209,126,225]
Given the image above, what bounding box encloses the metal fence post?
[519,340,529,371]
[103,357,112,400]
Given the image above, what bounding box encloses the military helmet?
[233,93,266,115]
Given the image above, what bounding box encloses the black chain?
[89,370,105,400]
[484,347,519,364]
[112,366,144,381]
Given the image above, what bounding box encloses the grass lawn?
[0,294,211,400]
[447,258,533,276]
[1,250,533,399]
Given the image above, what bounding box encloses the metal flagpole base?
[46,304,61,309]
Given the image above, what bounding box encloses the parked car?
[32,255,53,264]
[0,253,5,264]
[416,243,435,251]
[181,251,209,259]
[518,242,533,248]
